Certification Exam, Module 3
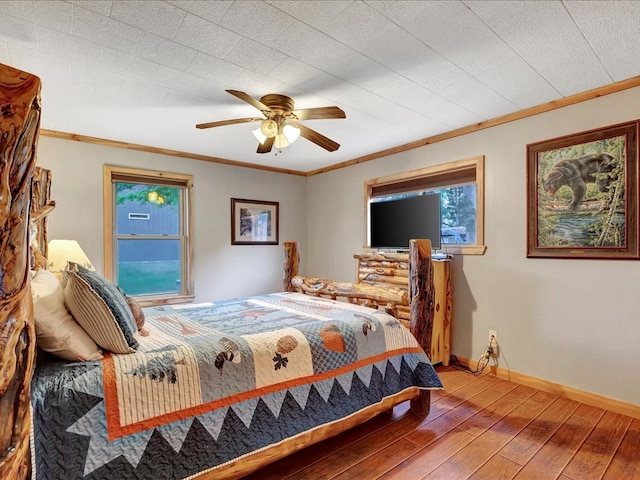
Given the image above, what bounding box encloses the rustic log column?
[0,64,42,479]
[283,241,299,292]
[408,238,435,416]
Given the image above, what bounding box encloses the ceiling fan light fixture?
[283,124,300,144]
[197,90,343,153]
[274,133,289,149]
[260,119,278,137]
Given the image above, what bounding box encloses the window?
[365,155,486,255]
[103,165,194,305]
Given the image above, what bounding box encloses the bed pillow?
[31,268,103,361]
[64,262,139,354]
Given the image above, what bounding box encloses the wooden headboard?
[0,63,42,479]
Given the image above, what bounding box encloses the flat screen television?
[369,194,441,250]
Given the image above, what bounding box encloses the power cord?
[449,334,497,376]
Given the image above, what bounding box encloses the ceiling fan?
[196,90,346,154]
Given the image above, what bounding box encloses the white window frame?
[103,165,194,306]
[365,155,486,255]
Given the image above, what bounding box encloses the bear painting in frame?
[526,120,639,259]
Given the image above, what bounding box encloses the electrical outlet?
[488,330,499,357]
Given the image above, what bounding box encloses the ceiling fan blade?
[257,136,275,154]
[291,121,340,152]
[226,89,270,112]
[292,106,346,120]
[196,117,263,129]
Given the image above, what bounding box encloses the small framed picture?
[231,198,279,245]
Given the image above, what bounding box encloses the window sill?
[362,245,487,255]
[135,294,196,308]
[439,245,487,255]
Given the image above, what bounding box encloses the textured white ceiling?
[1,1,639,173]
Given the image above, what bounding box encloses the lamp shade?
[283,124,300,143]
[252,121,300,149]
[47,239,95,273]
[274,133,289,149]
[252,128,268,144]
[259,119,278,137]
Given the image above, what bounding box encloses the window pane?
[116,239,181,295]
[374,184,476,245]
[437,184,476,245]
[116,182,181,235]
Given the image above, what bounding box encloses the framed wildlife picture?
[527,121,639,259]
[231,198,279,245]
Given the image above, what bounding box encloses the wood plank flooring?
[242,366,640,480]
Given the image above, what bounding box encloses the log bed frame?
[0,64,436,479]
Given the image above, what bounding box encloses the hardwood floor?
[242,366,640,480]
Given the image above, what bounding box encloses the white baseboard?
[455,356,640,420]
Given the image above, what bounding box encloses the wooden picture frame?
[231,198,279,245]
[527,121,639,259]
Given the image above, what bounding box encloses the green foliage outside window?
[116,183,179,206]
[438,184,476,244]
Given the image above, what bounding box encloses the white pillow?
[31,268,103,361]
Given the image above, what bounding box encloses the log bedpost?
[0,64,42,479]
[283,241,299,292]
[409,238,435,416]
[30,167,54,270]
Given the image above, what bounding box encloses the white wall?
[306,86,640,406]
[36,136,307,302]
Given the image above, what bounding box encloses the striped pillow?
[64,263,139,354]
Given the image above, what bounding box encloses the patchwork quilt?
[31,292,442,479]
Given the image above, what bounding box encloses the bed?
[0,63,441,480]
